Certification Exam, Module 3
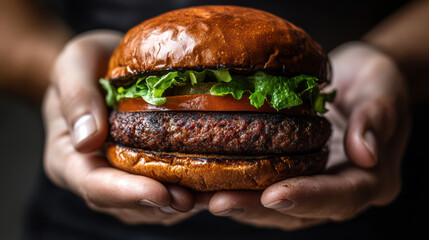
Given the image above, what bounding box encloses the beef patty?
[109,111,331,155]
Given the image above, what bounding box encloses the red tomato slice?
[117,94,310,115]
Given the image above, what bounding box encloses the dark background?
[0,94,43,239]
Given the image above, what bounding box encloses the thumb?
[52,31,122,152]
[345,97,397,168]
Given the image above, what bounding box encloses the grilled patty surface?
[109,111,331,155]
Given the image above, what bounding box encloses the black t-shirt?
[24,1,426,239]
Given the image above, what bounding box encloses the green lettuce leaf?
[100,69,335,114]
[209,75,252,100]
[99,78,121,107]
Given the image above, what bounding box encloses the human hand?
[43,30,200,225]
[206,42,411,230]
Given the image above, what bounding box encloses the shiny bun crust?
[106,5,330,82]
[106,143,328,191]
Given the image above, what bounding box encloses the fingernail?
[363,130,378,165]
[264,199,293,210]
[73,114,96,145]
[213,208,244,217]
[137,199,165,208]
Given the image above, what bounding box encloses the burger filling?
[100,70,335,114]
[109,111,331,155]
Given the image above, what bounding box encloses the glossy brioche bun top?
[106,5,330,82]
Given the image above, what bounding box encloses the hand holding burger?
[44,31,202,225]
[207,42,409,230]
[43,5,409,230]
[101,6,334,191]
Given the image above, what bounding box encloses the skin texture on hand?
[44,31,206,225]
[207,42,410,230]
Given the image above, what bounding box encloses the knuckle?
[79,182,109,213]
[60,90,90,120]
[361,52,396,79]
[50,53,66,85]
[80,187,99,210]
[51,42,83,84]
[81,188,113,214]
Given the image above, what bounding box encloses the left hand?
[43,31,202,226]
[206,42,411,230]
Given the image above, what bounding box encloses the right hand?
[43,30,201,225]
[205,42,410,230]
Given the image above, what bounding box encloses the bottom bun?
[106,143,329,191]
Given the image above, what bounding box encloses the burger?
[100,5,334,191]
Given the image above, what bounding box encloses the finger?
[77,162,172,209]
[209,191,260,217]
[194,192,214,210]
[53,145,172,210]
[43,86,77,187]
[43,87,172,210]
[208,191,325,230]
[261,168,377,221]
[161,185,195,213]
[51,31,122,152]
[345,97,397,167]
